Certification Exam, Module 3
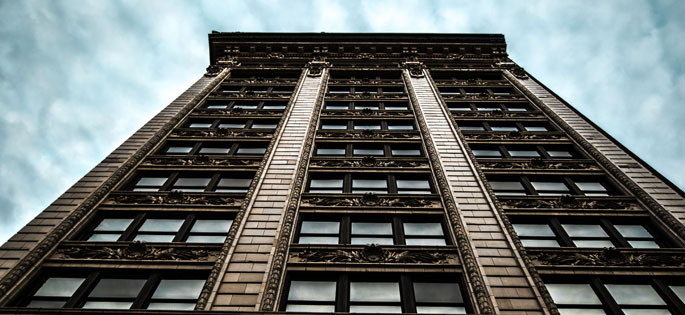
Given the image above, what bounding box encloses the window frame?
[306,173,435,195]
[314,142,424,158]
[126,171,254,193]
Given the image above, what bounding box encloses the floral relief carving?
[301,193,439,208]
[57,242,214,261]
[464,132,565,140]
[107,191,241,206]
[172,129,270,138]
[324,110,412,117]
[310,158,428,168]
[499,195,640,210]
[316,130,418,139]
[143,156,260,167]
[478,159,600,170]
[290,245,458,264]
[530,248,685,267]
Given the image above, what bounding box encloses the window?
[455,121,552,132]
[283,274,468,313]
[84,213,233,243]
[511,217,667,248]
[296,216,448,246]
[161,141,268,156]
[307,174,433,194]
[490,180,526,196]
[319,120,417,131]
[219,85,294,96]
[314,143,423,158]
[486,176,620,196]
[20,271,206,310]
[184,119,278,130]
[469,145,580,160]
[127,172,253,193]
[545,278,684,315]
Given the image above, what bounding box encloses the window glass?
[206,104,227,109]
[521,239,561,247]
[355,104,379,110]
[321,124,347,130]
[350,282,400,302]
[136,177,167,187]
[326,104,349,110]
[94,218,133,231]
[576,182,608,196]
[490,181,526,196]
[670,285,685,303]
[387,124,414,130]
[414,282,463,303]
[513,224,555,237]
[352,222,393,245]
[317,147,346,156]
[251,123,277,129]
[491,126,518,132]
[473,149,502,157]
[233,104,257,109]
[396,179,431,194]
[404,223,443,236]
[288,280,337,301]
[546,283,602,305]
[34,278,85,297]
[152,279,205,299]
[89,279,145,298]
[191,220,232,233]
[392,149,421,156]
[302,221,340,234]
[459,126,485,131]
[506,107,528,112]
[525,126,548,132]
[189,123,212,128]
[147,302,196,310]
[562,224,608,237]
[263,105,286,110]
[174,177,211,187]
[353,148,384,156]
[309,178,343,193]
[354,124,381,130]
[199,147,230,154]
[236,147,267,155]
[218,123,245,129]
[167,146,193,154]
[352,179,388,193]
[82,301,132,309]
[614,225,653,238]
[604,284,666,305]
[216,177,252,193]
[508,150,540,157]
[530,182,569,195]
[547,150,573,158]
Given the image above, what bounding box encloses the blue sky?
[0,0,683,244]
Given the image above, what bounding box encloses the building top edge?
[208,32,506,44]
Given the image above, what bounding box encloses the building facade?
[0,32,684,314]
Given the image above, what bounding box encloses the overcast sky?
[0,0,683,244]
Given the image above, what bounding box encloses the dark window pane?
[191,220,232,233]
[174,178,211,187]
[152,279,205,299]
[288,281,336,301]
[199,147,230,154]
[83,301,132,309]
[604,284,666,305]
[414,282,463,303]
[218,123,245,129]
[473,149,502,157]
[350,282,400,302]
[166,147,193,154]
[459,126,485,131]
[94,218,133,231]
[531,181,568,192]
[136,177,167,187]
[236,147,267,155]
[147,302,196,310]
[546,284,602,305]
[404,223,443,236]
[491,126,518,132]
[353,148,384,156]
[508,150,540,157]
[139,219,184,232]
[27,300,67,308]
[391,149,421,156]
[562,224,608,237]
[34,278,85,297]
[547,150,573,158]
[490,181,524,191]
[89,279,146,298]
[352,222,392,235]
[317,148,345,155]
[301,221,339,234]
[513,224,555,237]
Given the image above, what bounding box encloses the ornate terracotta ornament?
[290,244,458,264]
[57,242,213,261]
[301,194,439,208]
[530,248,685,267]
[108,191,239,206]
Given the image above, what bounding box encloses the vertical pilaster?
[208,66,326,311]
[505,70,685,238]
[405,68,549,315]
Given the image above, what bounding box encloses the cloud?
[0,0,683,245]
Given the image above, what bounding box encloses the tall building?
[0,32,684,315]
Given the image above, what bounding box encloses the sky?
[0,0,683,244]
